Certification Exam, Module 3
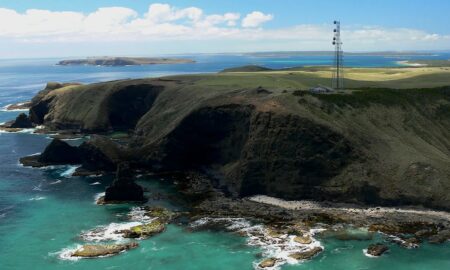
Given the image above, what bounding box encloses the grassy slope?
[130,67,450,139]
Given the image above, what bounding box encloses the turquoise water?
[1,54,450,269]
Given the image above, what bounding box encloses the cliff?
[22,67,450,210]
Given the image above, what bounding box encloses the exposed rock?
[78,135,123,173]
[122,219,165,239]
[366,243,389,257]
[20,139,81,167]
[140,206,176,223]
[288,247,323,260]
[176,172,216,202]
[267,228,284,238]
[368,222,436,235]
[71,242,138,258]
[103,162,145,203]
[293,235,313,245]
[4,101,31,111]
[428,229,450,244]
[9,113,33,128]
[258,258,277,268]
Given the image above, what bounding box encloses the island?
[57,57,195,66]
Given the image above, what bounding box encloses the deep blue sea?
[0,53,449,270]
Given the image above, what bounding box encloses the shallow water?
[0,54,449,269]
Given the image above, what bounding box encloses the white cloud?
[145,3,203,23]
[242,11,273,28]
[0,3,449,55]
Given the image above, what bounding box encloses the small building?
[309,85,335,94]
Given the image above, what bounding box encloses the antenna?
[332,20,344,90]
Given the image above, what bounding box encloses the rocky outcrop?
[77,135,124,173]
[258,258,277,268]
[71,242,138,258]
[20,139,81,167]
[0,113,34,131]
[4,102,31,111]
[9,113,33,128]
[122,219,165,239]
[102,163,145,203]
[428,229,450,244]
[366,243,389,257]
[288,247,323,260]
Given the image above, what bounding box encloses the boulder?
[293,235,313,245]
[288,247,323,260]
[122,219,165,239]
[71,242,138,258]
[258,258,277,268]
[366,243,389,257]
[103,162,145,203]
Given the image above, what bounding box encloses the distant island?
[242,51,436,57]
[57,57,195,66]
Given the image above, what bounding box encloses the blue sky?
[0,0,449,57]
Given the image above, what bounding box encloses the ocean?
[0,53,449,270]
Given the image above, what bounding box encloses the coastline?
[396,60,427,67]
[248,195,450,223]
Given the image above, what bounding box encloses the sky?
[0,0,449,58]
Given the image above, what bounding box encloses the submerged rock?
[428,229,450,244]
[103,162,145,203]
[122,219,165,239]
[71,242,138,258]
[288,247,323,260]
[366,243,389,257]
[320,228,374,241]
[258,258,277,268]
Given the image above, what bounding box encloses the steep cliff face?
[23,76,450,210]
[28,80,163,132]
[233,112,355,199]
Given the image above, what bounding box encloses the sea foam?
[191,217,324,270]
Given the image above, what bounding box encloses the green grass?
[305,87,450,108]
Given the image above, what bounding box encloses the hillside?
[22,66,450,210]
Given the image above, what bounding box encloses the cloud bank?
[0,3,448,56]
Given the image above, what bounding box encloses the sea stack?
[103,162,145,203]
